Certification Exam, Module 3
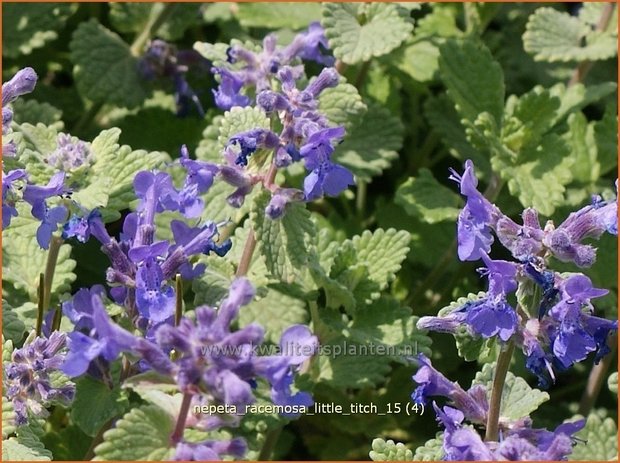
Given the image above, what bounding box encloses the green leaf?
[322,3,414,64]
[495,133,573,216]
[252,190,316,283]
[11,99,63,127]
[350,228,410,291]
[523,7,617,63]
[315,336,393,388]
[594,104,618,176]
[412,434,444,461]
[2,426,52,461]
[333,103,403,181]
[218,106,270,152]
[473,363,549,421]
[550,82,617,125]
[395,169,461,224]
[608,372,618,395]
[565,112,599,184]
[3,399,16,440]
[3,3,76,58]
[94,405,175,461]
[71,377,129,437]
[318,79,367,131]
[70,20,148,108]
[439,39,505,126]
[89,128,169,216]
[3,210,76,302]
[570,410,618,461]
[235,3,321,30]
[369,438,413,461]
[109,3,201,41]
[239,288,308,343]
[2,301,26,344]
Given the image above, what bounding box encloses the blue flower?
[31,202,68,249]
[62,208,102,243]
[5,332,75,425]
[449,160,500,261]
[227,128,279,166]
[211,68,250,110]
[174,438,247,461]
[62,293,138,377]
[46,133,93,171]
[2,169,27,228]
[2,67,37,107]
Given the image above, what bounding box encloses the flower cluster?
[139,39,208,117]
[412,354,585,460]
[211,22,333,110]
[418,160,618,387]
[5,332,75,425]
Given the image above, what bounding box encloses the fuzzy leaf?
[11,99,63,127]
[395,169,461,224]
[71,377,129,437]
[318,79,367,131]
[473,363,549,420]
[2,426,52,461]
[439,39,505,126]
[3,3,76,58]
[322,3,413,64]
[93,405,175,461]
[570,410,618,461]
[238,288,308,343]
[3,210,76,302]
[109,3,201,41]
[412,434,444,461]
[251,190,316,283]
[70,20,148,108]
[2,301,26,345]
[333,104,403,181]
[369,438,413,461]
[608,372,618,395]
[2,399,16,440]
[523,7,617,63]
[236,3,321,30]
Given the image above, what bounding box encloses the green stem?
[43,236,63,310]
[36,273,45,337]
[568,3,615,87]
[257,427,283,461]
[129,3,177,56]
[356,180,367,218]
[354,60,371,89]
[71,101,104,135]
[578,334,617,416]
[175,273,183,326]
[51,304,62,332]
[485,340,514,441]
[170,392,193,444]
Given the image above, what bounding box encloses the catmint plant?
[2,3,617,462]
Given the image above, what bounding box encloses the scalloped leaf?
[235,3,321,30]
[395,169,461,224]
[70,20,148,108]
[322,3,414,64]
[523,7,617,63]
[2,426,52,461]
[369,438,413,461]
[318,79,367,131]
[109,3,201,41]
[2,301,26,344]
[71,377,130,437]
[569,410,618,461]
[412,434,444,461]
[3,3,76,58]
[93,405,175,461]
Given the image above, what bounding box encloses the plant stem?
[354,60,371,89]
[175,273,183,326]
[258,427,283,461]
[568,3,615,87]
[130,3,177,56]
[170,392,193,444]
[43,236,63,310]
[578,334,617,416]
[356,180,367,218]
[83,418,114,460]
[485,340,514,442]
[51,304,62,332]
[36,273,45,337]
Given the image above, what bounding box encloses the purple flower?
[281,22,335,66]
[2,169,27,228]
[46,133,93,171]
[265,188,305,219]
[134,258,176,323]
[496,208,545,261]
[211,68,250,110]
[177,145,219,217]
[2,67,37,107]
[31,202,68,249]
[412,354,487,424]
[174,438,247,461]
[62,208,102,243]
[300,126,354,200]
[22,172,68,206]
[449,160,502,261]
[5,332,75,425]
[62,285,107,331]
[227,128,280,166]
[62,294,138,377]
[543,187,618,267]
